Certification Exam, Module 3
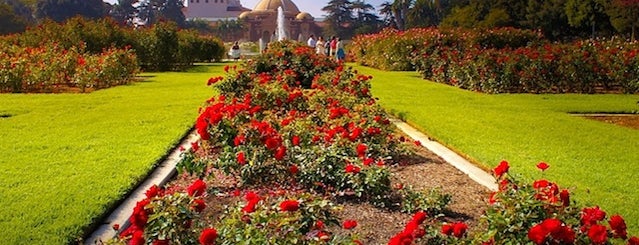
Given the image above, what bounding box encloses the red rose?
[609,215,628,239]
[356,143,367,157]
[315,220,325,229]
[242,199,259,213]
[145,184,163,199]
[279,200,299,212]
[587,224,608,244]
[528,223,548,245]
[289,164,299,174]
[343,220,358,230]
[130,230,145,245]
[345,164,361,174]
[582,206,606,226]
[452,222,468,238]
[275,146,286,160]
[560,189,570,207]
[237,151,246,165]
[153,240,169,245]
[412,211,427,224]
[441,223,454,236]
[536,162,549,171]
[493,160,509,177]
[414,140,422,146]
[112,223,120,230]
[191,142,200,152]
[233,134,245,146]
[629,237,639,245]
[292,135,300,146]
[187,179,207,197]
[192,199,206,212]
[199,228,218,245]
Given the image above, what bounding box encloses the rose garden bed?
[109,41,639,245]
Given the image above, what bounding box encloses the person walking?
[315,36,325,55]
[329,36,337,57]
[336,37,345,62]
[307,34,316,48]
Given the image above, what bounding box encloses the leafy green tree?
[440,3,481,28]
[214,19,245,41]
[321,0,354,38]
[378,1,397,28]
[565,0,612,37]
[605,0,639,40]
[35,0,107,22]
[109,0,138,26]
[351,0,382,34]
[138,0,185,27]
[522,0,572,40]
[0,2,28,34]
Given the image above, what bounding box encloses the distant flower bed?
[350,28,639,94]
[111,41,638,245]
[0,42,138,93]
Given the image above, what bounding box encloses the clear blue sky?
[102,0,388,18]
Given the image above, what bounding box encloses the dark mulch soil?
[167,144,490,244]
[584,115,639,130]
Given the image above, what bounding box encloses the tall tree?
[109,0,138,26]
[378,1,397,28]
[565,0,610,37]
[522,0,572,40]
[351,0,381,34]
[0,2,28,34]
[138,0,185,27]
[321,0,354,38]
[605,0,639,40]
[35,0,107,22]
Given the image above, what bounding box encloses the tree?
[351,0,382,34]
[138,0,186,27]
[378,1,397,28]
[0,2,28,34]
[214,19,245,41]
[605,0,639,40]
[565,0,612,38]
[321,0,354,38]
[35,0,107,22]
[109,0,138,26]
[522,0,572,40]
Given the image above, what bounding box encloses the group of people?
[307,35,345,61]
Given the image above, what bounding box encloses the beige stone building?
[184,0,250,21]
[238,0,319,42]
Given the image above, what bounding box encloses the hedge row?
[350,28,639,93]
[1,17,225,71]
[0,42,138,93]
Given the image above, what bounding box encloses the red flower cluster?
[388,211,428,245]
[527,218,575,244]
[279,200,300,212]
[536,162,549,171]
[187,179,207,197]
[441,222,468,238]
[199,228,218,245]
[145,184,164,199]
[493,160,509,177]
[343,220,358,230]
[345,163,361,174]
[242,191,261,213]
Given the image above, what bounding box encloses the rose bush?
[351,28,639,94]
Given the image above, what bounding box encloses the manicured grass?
[0,64,224,244]
[353,64,639,234]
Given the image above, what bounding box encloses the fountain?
[276,6,288,41]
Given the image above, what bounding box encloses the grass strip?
[352,64,639,234]
[0,64,224,244]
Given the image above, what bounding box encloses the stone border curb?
[85,131,200,244]
[392,119,498,191]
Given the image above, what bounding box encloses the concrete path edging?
[85,131,200,244]
[392,119,498,191]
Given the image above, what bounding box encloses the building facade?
[238,0,318,42]
[184,0,249,21]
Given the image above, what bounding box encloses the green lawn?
[353,64,639,234]
[0,64,223,244]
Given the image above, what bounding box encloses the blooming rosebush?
[351,28,639,94]
[0,42,138,93]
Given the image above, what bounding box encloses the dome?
[239,11,252,19]
[253,0,301,14]
[295,12,313,20]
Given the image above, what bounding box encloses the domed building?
[239,0,319,42]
